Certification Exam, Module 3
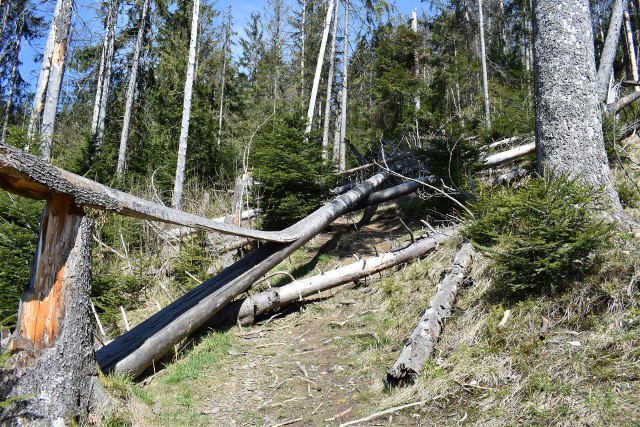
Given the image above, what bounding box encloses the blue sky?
[18,0,432,90]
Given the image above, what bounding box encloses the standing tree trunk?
[479,0,491,128]
[300,0,306,103]
[322,0,339,159]
[39,0,74,161]
[624,7,639,90]
[595,0,627,103]
[412,8,420,111]
[116,0,150,179]
[304,0,335,137]
[90,0,119,154]
[26,0,63,141]
[533,0,623,212]
[1,18,22,144]
[171,0,200,209]
[1,197,100,426]
[339,0,349,172]
[217,8,231,147]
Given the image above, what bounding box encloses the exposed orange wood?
[14,195,84,350]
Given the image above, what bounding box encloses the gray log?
[96,172,388,377]
[211,228,456,327]
[385,243,475,387]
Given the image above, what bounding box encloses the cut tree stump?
[385,242,475,387]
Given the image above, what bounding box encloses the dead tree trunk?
[304,0,335,137]
[479,0,491,128]
[171,0,200,209]
[1,197,102,426]
[624,8,639,89]
[39,0,74,161]
[0,18,22,144]
[90,0,119,152]
[116,0,150,178]
[596,0,626,103]
[339,0,349,171]
[211,229,456,327]
[216,8,231,147]
[96,171,389,378]
[385,243,475,387]
[322,0,339,159]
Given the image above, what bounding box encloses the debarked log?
[96,172,389,378]
[385,243,475,387]
[210,228,456,326]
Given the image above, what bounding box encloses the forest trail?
[124,201,453,426]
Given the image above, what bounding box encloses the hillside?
[98,198,640,427]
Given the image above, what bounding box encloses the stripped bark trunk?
[322,0,340,159]
[300,0,306,102]
[623,8,639,90]
[217,8,231,147]
[210,229,455,327]
[171,0,200,209]
[116,0,150,178]
[479,0,491,128]
[385,243,475,386]
[39,0,73,161]
[27,0,62,141]
[596,0,627,103]
[96,172,389,378]
[339,0,349,171]
[90,0,119,152]
[412,8,420,112]
[304,0,335,137]
[533,0,623,212]
[1,197,102,425]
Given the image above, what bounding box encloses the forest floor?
[101,196,640,427]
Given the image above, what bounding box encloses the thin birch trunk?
[479,0,491,128]
[1,19,22,144]
[300,0,306,103]
[339,0,349,172]
[171,0,200,209]
[322,0,339,159]
[624,8,639,90]
[217,9,231,147]
[596,0,627,103]
[91,0,119,153]
[116,0,150,178]
[27,0,63,141]
[304,0,335,136]
[39,0,74,161]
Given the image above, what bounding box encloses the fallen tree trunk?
[483,142,535,168]
[161,209,260,241]
[96,172,389,378]
[210,228,456,326]
[385,243,475,387]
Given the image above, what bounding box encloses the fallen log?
[0,142,291,243]
[385,243,475,387]
[161,209,260,241]
[96,172,389,377]
[483,142,535,168]
[210,228,456,326]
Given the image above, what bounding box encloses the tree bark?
[322,0,339,159]
[171,0,200,209]
[339,0,349,171]
[304,0,335,137]
[90,0,119,152]
[1,198,101,426]
[211,228,455,327]
[479,0,491,128]
[596,0,627,103]
[96,172,389,378]
[116,0,150,179]
[533,0,623,212]
[39,0,74,161]
[386,243,475,387]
